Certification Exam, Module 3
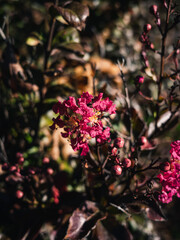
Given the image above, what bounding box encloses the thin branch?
[117,60,134,144]
[138,91,154,101]
[44,0,59,71]
[155,0,173,130]
[110,203,131,218]
[0,27,6,40]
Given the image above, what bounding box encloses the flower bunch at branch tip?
[50,92,116,156]
[158,140,180,203]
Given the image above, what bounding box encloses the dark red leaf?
[49,2,89,31]
[145,207,166,221]
[94,218,133,240]
[112,194,167,222]
[64,201,104,240]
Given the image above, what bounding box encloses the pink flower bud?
[159,162,170,171]
[15,171,22,177]
[47,168,54,175]
[150,43,154,49]
[111,165,122,175]
[16,190,24,199]
[135,75,144,84]
[139,136,148,145]
[111,147,118,156]
[18,157,24,165]
[122,158,132,168]
[149,5,158,16]
[16,152,23,159]
[43,157,50,164]
[29,169,35,175]
[54,198,59,204]
[10,166,17,172]
[144,24,152,33]
[114,138,124,148]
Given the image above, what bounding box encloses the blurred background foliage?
[0,0,180,239]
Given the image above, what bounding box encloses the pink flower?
[50,92,116,156]
[158,141,180,204]
[170,140,180,160]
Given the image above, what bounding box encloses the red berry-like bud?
[18,157,24,165]
[43,157,50,164]
[111,165,122,175]
[139,136,148,145]
[144,24,152,32]
[29,169,35,175]
[16,173,22,178]
[150,43,154,49]
[47,168,54,175]
[111,147,118,156]
[122,158,131,168]
[159,162,170,171]
[135,75,144,84]
[16,152,23,159]
[54,198,59,204]
[16,190,24,199]
[114,138,124,148]
[10,166,17,172]
[149,5,158,16]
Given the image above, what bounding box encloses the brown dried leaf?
[58,42,84,56]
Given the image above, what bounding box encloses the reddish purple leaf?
[64,201,104,240]
[49,2,89,31]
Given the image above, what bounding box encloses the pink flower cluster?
[50,92,116,156]
[158,141,180,203]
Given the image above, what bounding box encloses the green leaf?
[26,32,43,46]
[53,27,80,45]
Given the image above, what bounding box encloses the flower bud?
[144,24,152,33]
[135,75,144,84]
[47,168,54,175]
[16,190,24,199]
[10,166,17,172]
[150,43,154,49]
[43,157,50,164]
[159,162,170,171]
[122,158,132,168]
[149,5,158,16]
[139,136,148,145]
[111,147,118,156]
[18,157,24,165]
[114,137,124,148]
[111,165,122,175]
[54,198,59,204]
[16,152,23,159]
[29,168,35,175]
[15,171,21,177]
